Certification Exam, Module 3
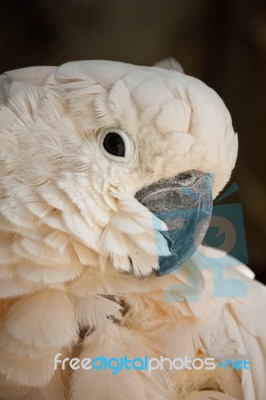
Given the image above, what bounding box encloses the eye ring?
[99,129,136,163]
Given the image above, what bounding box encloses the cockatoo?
[0,59,265,400]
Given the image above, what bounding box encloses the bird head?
[0,59,238,282]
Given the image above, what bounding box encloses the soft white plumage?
[0,59,265,400]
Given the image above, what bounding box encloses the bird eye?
[99,129,136,163]
[103,132,125,157]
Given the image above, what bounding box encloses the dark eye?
[103,132,125,157]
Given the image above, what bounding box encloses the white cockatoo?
[0,59,265,400]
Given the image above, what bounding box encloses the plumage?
[0,58,264,400]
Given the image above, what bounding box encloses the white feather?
[0,276,41,298]
[0,347,57,387]
[4,290,77,349]
[71,321,172,400]
[15,260,82,284]
[71,294,122,328]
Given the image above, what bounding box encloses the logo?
[217,359,250,370]
[202,183,248,264]
[164,183,249,301]
[54,354,250,375]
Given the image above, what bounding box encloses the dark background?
[1,0,265,282]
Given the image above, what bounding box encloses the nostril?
[177,172,195,186]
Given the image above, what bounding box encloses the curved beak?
[135,171,213,275]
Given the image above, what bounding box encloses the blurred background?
[1,0,265,282]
